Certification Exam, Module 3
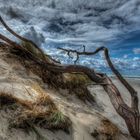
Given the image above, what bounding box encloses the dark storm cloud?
[1,0,140,42]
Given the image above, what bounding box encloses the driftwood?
[0,16,139,139]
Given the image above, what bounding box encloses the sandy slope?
[88,77,140,135]
[0,48,137,140]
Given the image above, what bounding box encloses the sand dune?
[0,47,138,140]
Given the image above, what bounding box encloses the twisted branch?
[58,46,139,112]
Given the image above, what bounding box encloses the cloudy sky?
[0,0,140,76]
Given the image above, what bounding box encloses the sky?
[0,0,140,76]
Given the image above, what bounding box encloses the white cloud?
[133,57,140,61]
[133,48,140,54]
[123,55,128,58]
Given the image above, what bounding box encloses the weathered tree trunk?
[102,76,140,139]
[0,16,139,139]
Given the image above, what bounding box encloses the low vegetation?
[0,91,71,138]
[91,119,119,140]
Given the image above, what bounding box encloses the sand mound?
[0,46,136,140]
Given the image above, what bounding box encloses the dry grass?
[99,119,119,136]
[21,41,51,63]
[0,92,33,109]
[11,107,71,133]
[63,73,92,85]
[0,91,71,133]
[61,73,96,104]
[91,119,119,140]
[31,83,57,108]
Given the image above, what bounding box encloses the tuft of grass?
[31,83,57,109]
[99,119,119,136]
[21,41,51,62]
[50,111,65,125]
[48,111,70,129]
[0,92,33,109]
[91,119,119,139]
[21,41,36,54]
[11,109,71,133]
[61,73,96,104]
[0,91,71,134]
[64,73,92,85]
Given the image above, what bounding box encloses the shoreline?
[110,75,140,79]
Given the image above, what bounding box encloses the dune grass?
[91,119,119,139]
[21,41,51,63]
[0,90,71,136]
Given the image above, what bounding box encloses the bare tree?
[0,16,139,139]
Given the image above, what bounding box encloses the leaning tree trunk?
[0,16,139,139]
